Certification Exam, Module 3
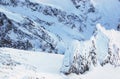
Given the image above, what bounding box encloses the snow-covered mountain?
[0,0,120,78]
[0,0,120,54]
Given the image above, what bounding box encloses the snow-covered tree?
[60,40,89,74]
[88,40,97,66]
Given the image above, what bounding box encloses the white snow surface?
[69,64,120,79]
[0,48,64,79]
[0,48,120,79]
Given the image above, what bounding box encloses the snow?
[27,0,120,38]
[6,5,82,53]
[0,7,24,22]
[0,48,64,79]
[0,23,120,77]
[0,48,120,79]
[96,24,120,56]
[8,30,18,41]
[81,64,120,79]
[60,40,81,73]
[67,64,120,79]
[46,23,84,51]
[92,0,120,29]
[0,0,120,79]
[60,23,120,75]
[95,24,109,62]
[29,0,80,15]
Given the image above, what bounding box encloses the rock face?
[0,12,57,53]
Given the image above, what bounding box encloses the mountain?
[0,0,120,77]
[0,0,120,54]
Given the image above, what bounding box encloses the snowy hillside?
[0,48,120,79]
[0,48,64,79]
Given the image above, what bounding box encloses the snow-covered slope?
[0,0,86,54]
[0,48,120,79]
[0,0,120,54]
[29,0,79,14]
[0,48,64,79]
